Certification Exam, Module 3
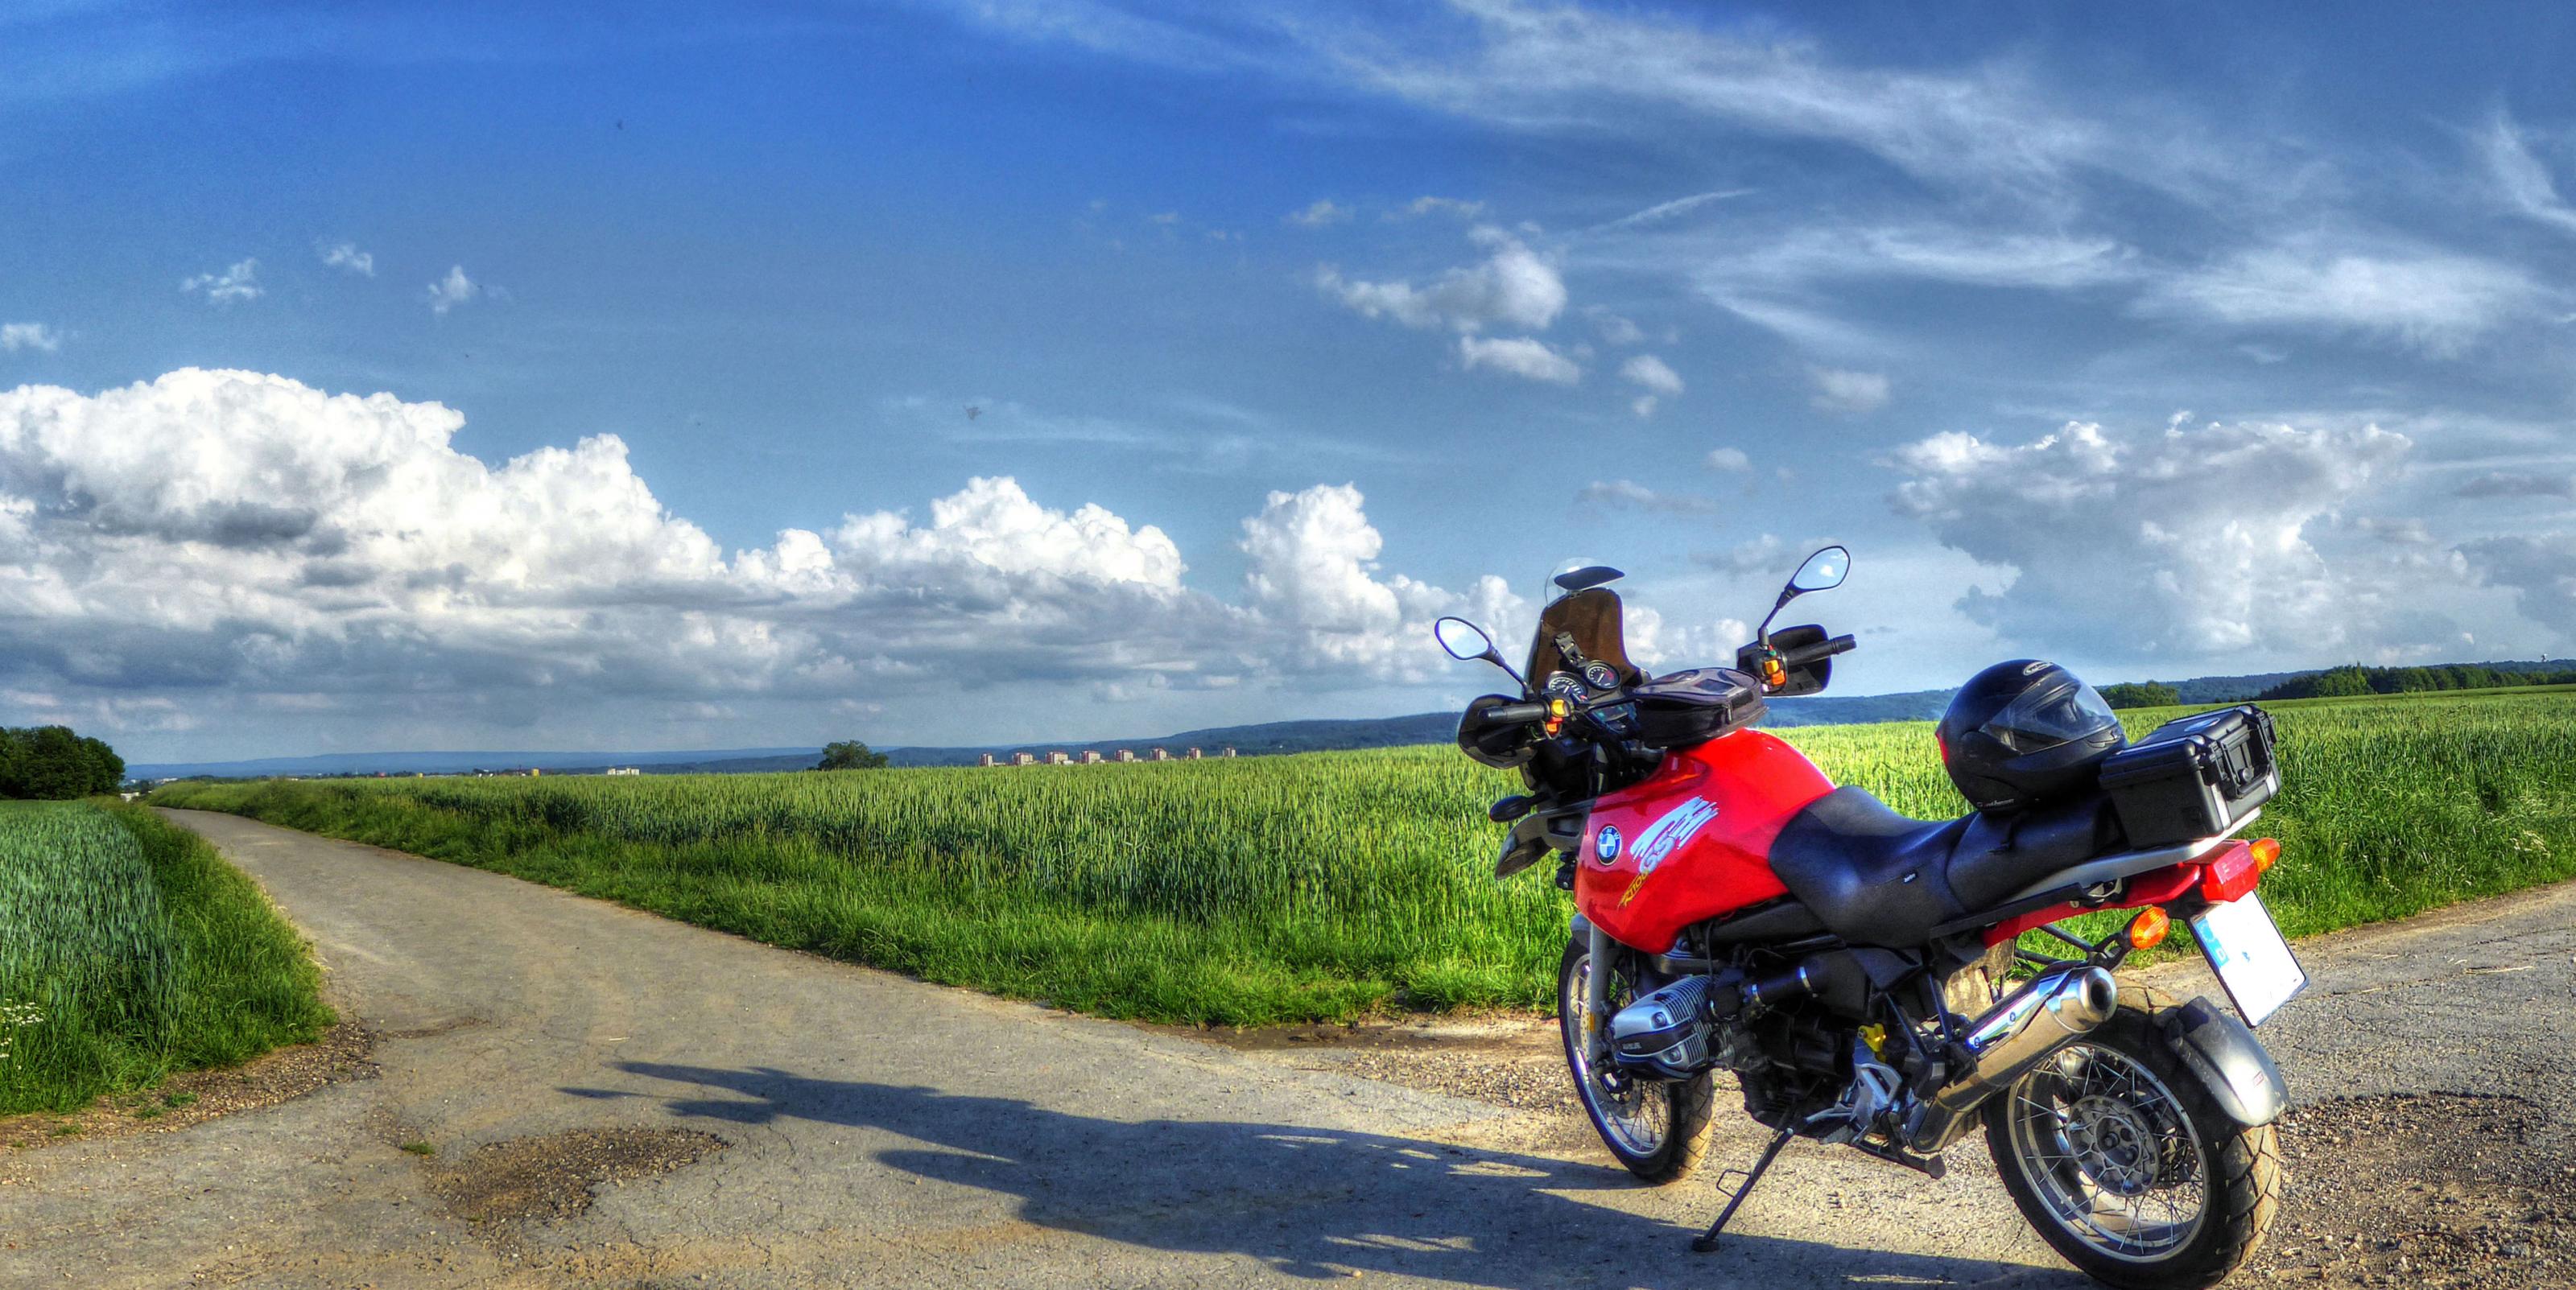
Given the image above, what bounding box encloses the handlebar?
[1480,701,1550,726]
[1781,634,1856,667]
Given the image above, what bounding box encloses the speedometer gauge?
[1582,661,1620,690]
[1545,673,1589,703]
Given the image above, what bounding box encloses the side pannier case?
[2096,705,2280,847]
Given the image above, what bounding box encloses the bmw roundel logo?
[1596,826,1621,864]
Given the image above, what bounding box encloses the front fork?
[1583,920,1617,1069]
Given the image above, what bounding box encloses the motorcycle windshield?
[1524,587,1642,694]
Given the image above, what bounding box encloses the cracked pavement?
[2,810,2569,1288]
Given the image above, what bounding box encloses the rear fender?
[2156,996,2286,1127]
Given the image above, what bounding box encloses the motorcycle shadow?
[579,1061,2089,1290]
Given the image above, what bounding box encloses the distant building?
[1185,747,1203,760]
[1150,747,1170,761]
[1220,747,1237,758]
[1011,752,1036,767]
[1113,748,1136,764]
[1046,751,1072,765]
[978,752,997,768]
[1080,749,1103,765]
[605,767,642,777]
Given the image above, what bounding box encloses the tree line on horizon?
[2255,663,2576,702]
[0,726,126,800]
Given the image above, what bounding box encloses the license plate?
[2189,892,2308,1026]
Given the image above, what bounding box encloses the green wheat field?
[0,801,332,1115]
[151,690,2576,1027]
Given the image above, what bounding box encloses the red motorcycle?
[1433,548,2301,1289]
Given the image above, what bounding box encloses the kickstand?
[1690,1126,1795,1253]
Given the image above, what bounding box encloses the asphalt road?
[2,812,2568,1288]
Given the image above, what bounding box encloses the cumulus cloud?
[1886,418,2429,659]
[1808,366,1889,414]
[1704,447,1752,472]
[1585,307,1645,345]
[0,370,1508,747]
[425,265,480,314]
[180,258,261,303]
[1318,225,1567,332]
[0,324,60,353]
[1621,354,1683,395]
[1578,480,1714,514]
[319,241,375,275]
[1288,199,1352,227]
[1457,335,1582,384]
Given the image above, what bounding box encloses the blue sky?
[6,1,2576,762]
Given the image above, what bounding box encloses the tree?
[2099,682,2182,710]
[815,740,890,772]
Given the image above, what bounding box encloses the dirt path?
[2,811,2569,1288]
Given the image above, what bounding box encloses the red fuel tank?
[1572,729,1836,952]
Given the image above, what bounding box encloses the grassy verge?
[0,800,333,1115]
[151,688,2576,1026]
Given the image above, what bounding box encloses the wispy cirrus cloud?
[180,258,260,303]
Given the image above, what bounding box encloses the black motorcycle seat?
[1769,788,2125,947]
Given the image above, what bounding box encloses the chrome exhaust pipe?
[1905,964,2118,1152]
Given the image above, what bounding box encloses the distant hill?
[132,657,2571,781]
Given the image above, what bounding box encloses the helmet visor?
[1983,674,2119,754]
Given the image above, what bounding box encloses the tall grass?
[153,690,2576,1026]
[0,801,332,1114]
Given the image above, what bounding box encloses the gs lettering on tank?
[1575,728,1837,950]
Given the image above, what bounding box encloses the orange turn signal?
[2128,905,2172,951]
[2248,837,2280,874]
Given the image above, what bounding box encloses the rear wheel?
[1556,936,1715,1183]
[1984,999,2281,1289]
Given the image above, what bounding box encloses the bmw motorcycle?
[1431,548,2301,1290]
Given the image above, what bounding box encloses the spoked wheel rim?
[2003,1041,2211,1263]
[1563,950,1671,1157]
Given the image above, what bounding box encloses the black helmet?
[1938,660,2127,813]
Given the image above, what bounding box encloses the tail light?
[2199,839,2260,905]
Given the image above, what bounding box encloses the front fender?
[2157,996,2286,1127]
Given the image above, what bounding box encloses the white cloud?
[1808,366,1889,414]
[1239,482,1520,674]
[2453,470,2576,500]
[319,241,375,275]
[425,265,479,314]
[0,369,1513,748]
[0,324,60,353]
[1577,480,1713,514]
[1288,199,1352,227]
[1457,335,1581,384]
[2134,238,2542,356]
[1620,353,1683,396]
[1584,307,1645,345]
[1691,533,1785,575]
[1705,447,1751,472]
[1318,225,1567,332]
[2478,113,2576,237]
[1394,196,1485,220]
[180,258,261,303]
[1886,418,2433,659]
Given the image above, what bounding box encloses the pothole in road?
[2249,1091,2575,1288]
[422,1127,729,1225]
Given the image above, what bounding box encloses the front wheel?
[1557,936,1715,1183]
[1984,999,2282,1290]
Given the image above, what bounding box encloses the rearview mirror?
[1790,546,1849,592]
[1434,616,1497,662]
[1432,616,1529,690]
